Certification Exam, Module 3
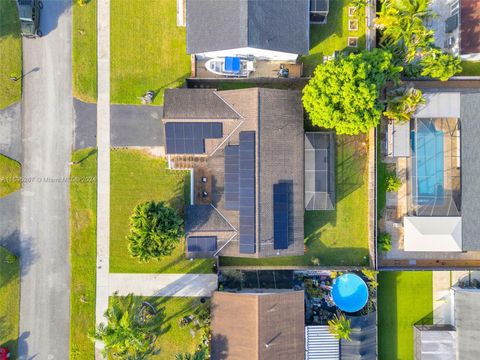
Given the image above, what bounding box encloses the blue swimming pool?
[331,274,368,313]
[412,120,445,205]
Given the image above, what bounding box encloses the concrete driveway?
[18,1,73,359]
[110,105,164,147]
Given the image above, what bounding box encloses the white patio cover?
[414,92,461,118]
[404,217,462,252]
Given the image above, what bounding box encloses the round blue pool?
[331,273,368,313]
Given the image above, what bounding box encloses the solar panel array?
[273,183,290,249]
[165,122,223,154]
[239,131,256,254]
[305,132,335,210]
[187,236,217,253]
[224,145,239,210]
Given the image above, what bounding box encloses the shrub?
[386,174,402,192]
[328,314,352,341]
[384,85,426,123]
[378,232,392,252]
[127,201,183,262]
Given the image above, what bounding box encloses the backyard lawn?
[302,0,366,75]
[459,61,480,76]
[0,247,20,358]
[0,0,22,109]
[69,149,97,360]
[110,0,190,105]
[378,271,433,360]
[110,149,214,273]
[0,154,21,198]
[220,134,370,267]
[73,0,97,102]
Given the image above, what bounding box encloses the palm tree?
[384,85,426,123]
[91,293,164,359]
[420,49,462,80]
[175,349,207,360]
[376,0,435,62]
[127,201,183,262]
[328,313,352,341]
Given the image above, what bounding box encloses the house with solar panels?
[162,87,306,258]
[186,0,310,61]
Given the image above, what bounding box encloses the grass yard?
[0,154,21,198]
[220,134,370,267]
[73,0,97,102]
[459,61,480,77]
[0,0,22,109]
[0,247,20,358]
[110,149,214,273]
[377,129,388,217]
[110,0,190,105]
[69,149,97,360]
[302,0,366,76]
[378,271,433,360]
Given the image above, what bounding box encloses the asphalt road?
[18,1,73,359]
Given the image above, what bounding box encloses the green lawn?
[0,0,22,109]
[302,0,366,75]
[69,149,97,360]
[110,149,214,273]
[378,271,433,360]
[73,0,97,102]
[0,154,21,198]
[459,61,480,76]
[110,0,190,105]
[220,134,370,267]
[0,247,20,358]
[377,129,388,217]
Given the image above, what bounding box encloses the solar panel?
[273,183,290,250]
[187,236,217,252]
[224,146,239,210]
[239,131,256,254]
[165,122,223,154]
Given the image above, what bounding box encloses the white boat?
[204,56,255,77]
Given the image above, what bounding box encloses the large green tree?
[303,49,402,135]
[127,200,183,262]
[92,293,164,359]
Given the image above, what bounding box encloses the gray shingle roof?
[460,93,480,251]
[163,89,240,120]
[186,0,309,55]
[454,288,480,359]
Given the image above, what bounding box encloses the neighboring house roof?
[186,0,310,55]
[403,216,462,252]
[454,288,480,359]
[460,93,480,251]
[340,312,377,360]
[413,325,457,360]
[163,89,240,120]
[305,325,339,360]
[211,291,305,360]
[460,0,480,55]
[163,88,304,258]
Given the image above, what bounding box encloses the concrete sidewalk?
[108,273,218,297]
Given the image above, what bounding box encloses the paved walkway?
[109,274,218,297]
[95,0,110,357]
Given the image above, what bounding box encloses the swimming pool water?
[412,121,445,205]
[331,273,368,313]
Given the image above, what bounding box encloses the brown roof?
[461,0,480,54]
[165,88,305,258]
[211,291,305,360]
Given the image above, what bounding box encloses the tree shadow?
[0,230,38,278]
